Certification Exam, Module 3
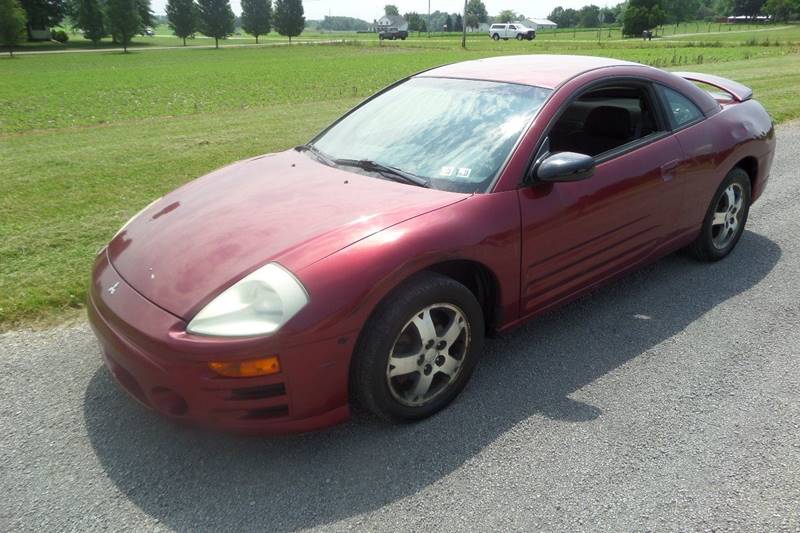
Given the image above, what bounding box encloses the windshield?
[311,77,551,193]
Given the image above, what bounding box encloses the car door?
[517,80,685,317]
[507,25,516,38]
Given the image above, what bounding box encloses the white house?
[376,15,409,31]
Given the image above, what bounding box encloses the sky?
[150,0,607,19]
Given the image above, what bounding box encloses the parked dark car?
[379,28,408,40]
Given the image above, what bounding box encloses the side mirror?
[533,152,595,183]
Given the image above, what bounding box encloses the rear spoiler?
[673,71,753,102]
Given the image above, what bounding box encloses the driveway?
[2,123,798,532]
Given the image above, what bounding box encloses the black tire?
[350,272,485,422]
[688,167,751,261]
[492,33,500,40]
[516,33,523,40]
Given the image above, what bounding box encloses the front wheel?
[350,272,485,421]
[688,167,751,261]
[516,33,523,40]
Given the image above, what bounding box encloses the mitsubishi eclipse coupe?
[88,55,775,434]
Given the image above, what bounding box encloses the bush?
[51,29,69,43]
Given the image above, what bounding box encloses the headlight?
[186,263,309,337]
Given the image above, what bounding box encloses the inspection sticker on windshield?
[439,166,455,177]
[457,168,472,178]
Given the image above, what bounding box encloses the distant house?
[28,27,52,41]
[376,15,409,32]
[726,15,771,23]
[523,18,557,30]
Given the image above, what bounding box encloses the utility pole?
[428,0,431,38]
[461,0,467,48]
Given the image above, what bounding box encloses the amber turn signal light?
[208,356,281,378]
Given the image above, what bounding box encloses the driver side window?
[548,83,665,158]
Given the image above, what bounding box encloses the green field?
[2,28,800,330]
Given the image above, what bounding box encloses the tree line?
[382,4,464,32]
[0,0,305,56]
[547,0,800,35]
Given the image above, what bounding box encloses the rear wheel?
[688,167,751,261]
[351,272,485,421]
[492,33,500,40]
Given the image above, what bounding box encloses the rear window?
[658,86,704,128]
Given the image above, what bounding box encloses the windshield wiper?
[295,144,337,167]
[334,158,430,188]
[296,146,430,188]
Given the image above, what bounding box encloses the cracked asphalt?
[2,123,798,532]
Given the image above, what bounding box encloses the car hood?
[108,149,467,320]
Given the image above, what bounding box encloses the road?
[2,123,799,532]
[12,39,348,55]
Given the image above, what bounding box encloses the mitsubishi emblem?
[107,281,120,295]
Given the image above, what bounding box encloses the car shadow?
[83,230,780,532]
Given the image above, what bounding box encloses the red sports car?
[88,55,775,434]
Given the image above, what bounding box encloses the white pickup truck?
[488,23,536,41]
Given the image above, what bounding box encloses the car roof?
[417,54,646,90]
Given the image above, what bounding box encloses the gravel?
[2,123,799,533]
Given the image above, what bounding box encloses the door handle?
[660,159,679,181]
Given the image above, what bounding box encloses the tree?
[444,13,452,31]
[137,0,153,30]
[74,0,106,45]
[241,0,271,43]
[714,0,735,15]
[600,6,617,23]
[106,0,139,51]
[763,0,797,20]
[465,0,487,29]
[623,0,667,35]
[549,6,580,27]
[0,0,26,56]
[274,0,303,43]
[577,4,601,26]
[318,15,368,31]
[665,0,699,23]
[19,0,66,39]
[166,0,197,45]
[404,11,425,32]
[453,13,463,31]
[197,0,234,48]
[384,4,398,16]
[733,0,766,16]
[497,9,516,22]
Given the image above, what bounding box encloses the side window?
[548,83,665,158]
[658,85,703,128]
[509,25,516,30]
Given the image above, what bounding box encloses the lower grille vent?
[229,383,286,401]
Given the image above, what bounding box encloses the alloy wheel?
[711,182,744,249]
[385,303,470,407]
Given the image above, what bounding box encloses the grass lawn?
[2,34,800,330]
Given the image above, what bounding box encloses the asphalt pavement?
[2,123,799,532]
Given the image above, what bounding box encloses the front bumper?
[87,252,354,434]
